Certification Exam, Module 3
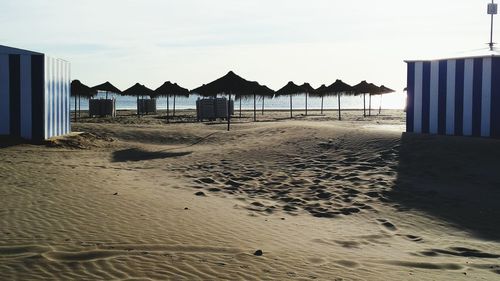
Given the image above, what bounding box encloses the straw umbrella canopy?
[153,82,189,121]
[190,71,256,131]
[300,83,315,116]
[327,79,354,120]
[71,80,97,121]
[352,80,379,117]
[91,81,122,99]
[122,83,155,115]
[276,82,304,118]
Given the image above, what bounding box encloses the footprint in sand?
[376,218,397,231]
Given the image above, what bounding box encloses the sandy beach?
[1,110,499,280]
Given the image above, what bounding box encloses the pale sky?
[0,0,496,92]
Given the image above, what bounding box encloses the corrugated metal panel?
[0,45,70,141]
[406,57,496,138]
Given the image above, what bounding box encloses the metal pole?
[239,98,242,118]
[253,93,256,122]
[173,95,176,116]
[379,95,383,115]
[74,95,77,122]
[369,94,372,116]
[166,95,170,123]
[321,96,324,115]
[363,93,366,117]
[290,95,293,118]
[338,94,342,120]
[229,94,232,129]
[491,0,495,51]
[262,96,265,115]
[305,93,308,116]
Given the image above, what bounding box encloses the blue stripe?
[491,58,500,138]
[438,60,447,134]
[31,55,44,141]
[406,63,415,132]
[421,62,431,134]
[9,55,21,137]
[472,58,483,137]
[454,59,465,136]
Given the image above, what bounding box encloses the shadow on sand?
[386,133,500,241]
[0,136,31,149]
[112,148,191,162]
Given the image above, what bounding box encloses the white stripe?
[0,55,9,135]
[481,58,492,137]
[20,55,32,139]
[463,59,474,136]
[52,57,56,138]
[429,61,439,134]
[44,55,48,139]
[413,62,423,133]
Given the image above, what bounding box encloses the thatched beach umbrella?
[191,71,256,131]
[91,81,122,99]
[373,85,395,115]
[313,84,328,115]
[352,80,379,117]
[327,79,354,120]
[122,83,155,115]
[300,83,315,116]
[71,80,97,121]
[249,82,275,121]
[153,82,189,122]
[259,85,274,115]
[276,82,304,119]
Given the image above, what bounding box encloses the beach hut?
[405,50,500,138]
[0,45,71,141]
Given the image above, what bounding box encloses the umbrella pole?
[239,98,242,118]
[305,93,308,116]
[338,94,342,121]
[290,95,293,118]
[78,94,81,118]
[173,95,176,117]
[253,93,256,122]
[166,95,170,123]
[137,96,139,117]
[369,94,372,116]
[227,92,231,131]
[321,96,324,115]
[379,95,383,115]
[363,93,366,117]
[74,95,77,122]
[262,96,265,115]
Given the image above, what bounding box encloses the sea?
[71,92,405,111]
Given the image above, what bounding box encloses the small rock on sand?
[254,250,263,256]
[195,191,206,197]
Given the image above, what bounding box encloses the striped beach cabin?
[405,51,500,138]
[0,45,71,141]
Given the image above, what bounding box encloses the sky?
[0,0,497,92]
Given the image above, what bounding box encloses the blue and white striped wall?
[406,56,500,138]
[0,45,70,141]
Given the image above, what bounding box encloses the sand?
[1,109,499,280]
